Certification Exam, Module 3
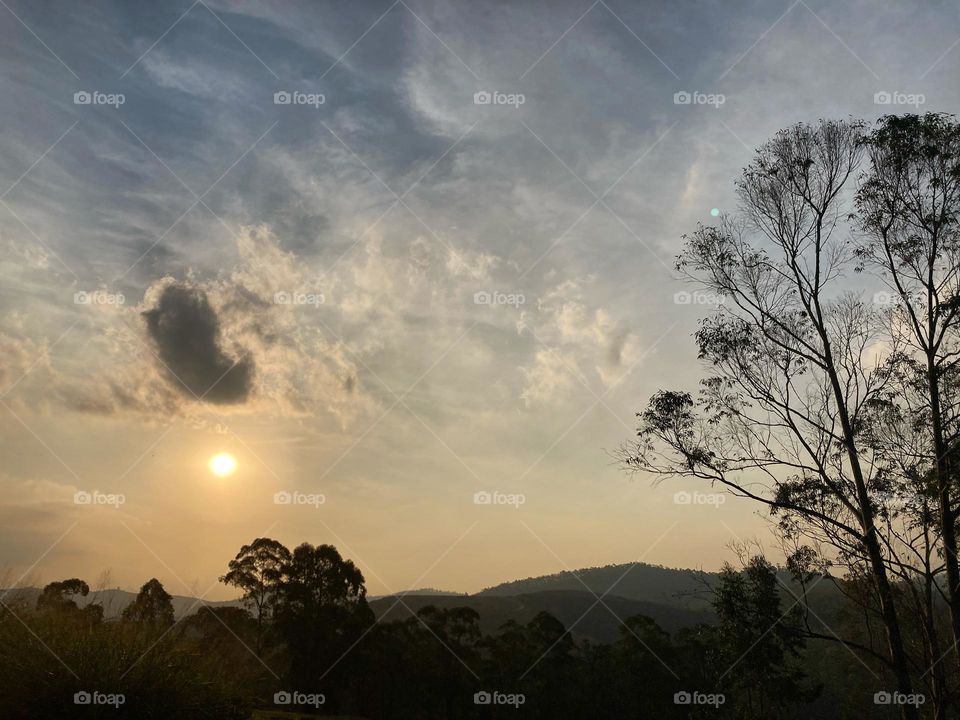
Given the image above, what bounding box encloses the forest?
[0,538,846,719]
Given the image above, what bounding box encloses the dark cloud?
[142,283,254,404]
[606,329,628,368]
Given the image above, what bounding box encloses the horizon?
[6,555,722,601]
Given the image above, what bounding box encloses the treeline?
[0,538,836,719]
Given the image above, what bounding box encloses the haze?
[0,0,957,600]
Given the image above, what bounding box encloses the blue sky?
[0,0,958,597]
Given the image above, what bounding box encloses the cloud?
[142,282,255,404]
[519,347,583,408]
[0,331,47,392]
[0,226,376,427]
[516,279,643,406]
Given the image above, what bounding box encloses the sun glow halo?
[208,452,238,478]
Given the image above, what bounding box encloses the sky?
[0,0,958,600]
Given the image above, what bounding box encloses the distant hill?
[3,560,845,641]
[4,584,712,643]
[368,587,467,600]
[0,587,242,619]
[479,562,717,611]
[370,590,713,644]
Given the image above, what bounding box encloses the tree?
[277,543,366,609]
[274,543,373,706]
[614,614,680,717]
[35,578,102,623]
[711,557,816,718]
[519,611,579,716]
[857,112,960,677]
[618,119,920,718]
[411,606,482,718]
[220,537,290,653]
[122,577,175,629]
[481,611,589,716]
[35,578,89,613]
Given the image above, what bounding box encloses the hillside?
[370,590,713,644]
[3,561,845,639]
[368,587,466,600]
[479,562,717,611]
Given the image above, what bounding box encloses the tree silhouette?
[619,119,921,718]
[35,578,103,626]
[220,536,290,654]
[857,112,960,683]
[122,577,175,629]
[711,557,816,718]
[273,542,373,706]
[35,578,88,612]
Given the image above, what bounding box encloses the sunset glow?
[208,452,237,478]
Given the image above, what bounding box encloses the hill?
[3,560,846,641]
[369,590,712,644]
[479,562,717,611]
[367,587,466,600]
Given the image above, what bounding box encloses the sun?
[208,452,237,478]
